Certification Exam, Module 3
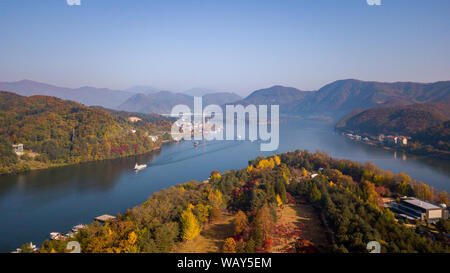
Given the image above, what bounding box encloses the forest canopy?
[0,91,173,174]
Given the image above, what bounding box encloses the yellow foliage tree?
[208,189,223,209]
[127,231,137,245]
[257,158,275,169]
[301,167,308,177]
[274,155,281,166]
[195,203,211,223]
[180,205,202,241]
[276,194,283,207]
[223,237,237,253]
[210,170,221,180]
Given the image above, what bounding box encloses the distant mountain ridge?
[1,79,449,117]
[236,79,450,119]
[119,91,242,114]
[0,80,133,109]
[0,80,242,113]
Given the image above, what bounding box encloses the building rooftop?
[401,197,441,210]
[94,214,116,222]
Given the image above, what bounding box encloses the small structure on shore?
[12,144,24,156]
[72,224,87,233]
[128,116,142,123]
[94,214,116,223]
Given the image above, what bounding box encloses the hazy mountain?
[3,79,449,117]
[231,85,312,113]
[292,79,450,117]
[236,80,450,119]
[0,80,133,109]
[119,91,241,114]
[119,91,193,114]
[183,88,217,97]
[125,85,162,94]
[202,92,241,105]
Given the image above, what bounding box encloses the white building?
[12,144,24,156]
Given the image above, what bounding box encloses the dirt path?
[173,212,234,253]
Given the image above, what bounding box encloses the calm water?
[0,119,449,252]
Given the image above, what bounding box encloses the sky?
[0,0,449,96]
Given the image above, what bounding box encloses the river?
[0,119,449,252]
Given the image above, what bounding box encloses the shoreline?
[336,129,450,161]
[0,140,174,176]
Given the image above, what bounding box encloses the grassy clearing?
[173,212,234,253]
[272,203,330,252]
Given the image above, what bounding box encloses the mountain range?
[118,91,242,114]
[1,79,449,118]
[234,79,450,119]
[0,80,241,111]
[0,80,133,109]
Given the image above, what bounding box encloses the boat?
[134,163,147,171]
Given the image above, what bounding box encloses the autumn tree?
[301,167,308,177]
[210,170,221,180]
[253,206,273,242]
[208,189,223,209]
[257,158,275,169]
[195,203,211,224]
[180,204,202,241]
[233,210,248,235]
[223,237,237,253]
[363,180,382,209]
[275,178,288,203]
[276,194,283,207]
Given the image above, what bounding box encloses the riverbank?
[0,140,170,176]
[338,130,450,160]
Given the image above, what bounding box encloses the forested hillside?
[37,151,450,253]
[335,102,450,153]
[0,91,172,174]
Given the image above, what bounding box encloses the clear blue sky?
[1,0,449,95]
